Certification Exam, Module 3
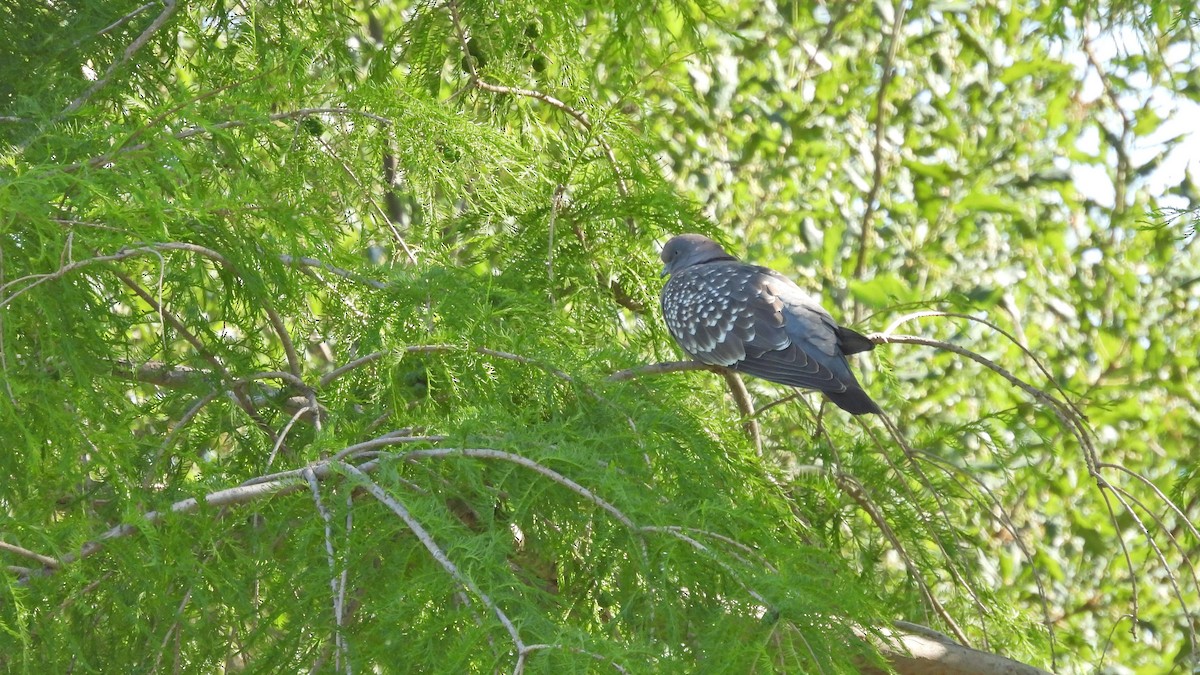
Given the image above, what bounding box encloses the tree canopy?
[1,1,1198,672]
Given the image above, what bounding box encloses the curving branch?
[0,540,60,569]
[881,310,1086,422]
[858,624,1051,675]
[61,107,394,173]
[15,433,1057,675]
[60,1,180,117]
[852,0,908,284]
[339,461,527,665]
[835,472,970,646]
[444,0,627,199]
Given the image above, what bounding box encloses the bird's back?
[661,259,881,415]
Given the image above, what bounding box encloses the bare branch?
[338,461,527,660]
[111,270,284,449]
[112,359,208,388]
[857,623,1052,675]
[0,540,60,568]
[720,370,763,455]
[31,468,318,579]
[278,254,387,290]
[60,0,180,117]
[444,0,628,198]
[852,0,908,284]
[304,469,351,673]
[606,360,713,381]
[263,304,303,379]
[320,350,388,387]
[835,473,970,646]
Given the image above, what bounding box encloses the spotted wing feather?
[662,263,867,396]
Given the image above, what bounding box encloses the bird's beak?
[660,265,669,278]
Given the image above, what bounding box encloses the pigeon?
[659,234,880,415]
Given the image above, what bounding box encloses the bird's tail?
[825,387,882,415]
[836,326,876,355]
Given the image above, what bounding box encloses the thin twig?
[60,0,180,117]
[1097,488,1141,629]
[720,370,763,455]
[914,449,1059,667]
[149,586,193,674]
[520,645,629,674]
[444,0,627,198]
[304,469,352,674]
[94,2,155,37]
[266,405,316,469]
[145,389,222,487]
[0,540,60,568]
[278,254,387,289]
[61,107,393,173]
[851,0,907,283]
[1099,461,1200,543]
[835,473,970,646]
[236,370,309,392]
[864,415,991,644]
[312,134,420,265]
[339,462,526,662]
[1082,30,1132,216]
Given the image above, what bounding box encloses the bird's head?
[660,234,737,277]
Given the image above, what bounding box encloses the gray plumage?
[659,234,881,415]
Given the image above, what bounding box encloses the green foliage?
[1,0,1198,673]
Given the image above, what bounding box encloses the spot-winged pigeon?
[659,234,881,415]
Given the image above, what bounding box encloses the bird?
[659,233,881,415]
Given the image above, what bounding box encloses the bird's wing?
[730,269,859,394]
[661,264,766,365]
[661,263,852,392]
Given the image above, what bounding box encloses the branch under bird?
[659,233,881,415]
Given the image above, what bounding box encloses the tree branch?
[60,0,180,117]
[16,439,1057,675]
[0,540,60,568]
[858,624,1052,675]
[444,0,628,199]
[852,0,908,283]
